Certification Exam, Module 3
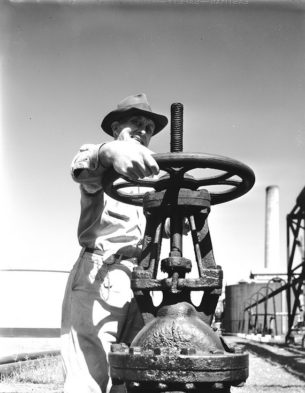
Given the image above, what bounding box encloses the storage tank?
[223,281,284,334]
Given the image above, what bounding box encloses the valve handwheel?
[102,152,255,206]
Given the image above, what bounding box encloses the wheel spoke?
[196,178,242,188]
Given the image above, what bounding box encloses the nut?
[185,382,196,389]
[180,347,196,355]
[129,346,142,355]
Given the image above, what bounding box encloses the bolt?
[110,344,121,352]
[180,347,196,355]
[110,343,129,353]
[157,382,168,390]
[129,346,142,355]
[233,345,245,354]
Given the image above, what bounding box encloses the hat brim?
[101,107,168,136]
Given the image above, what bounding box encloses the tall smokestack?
[264,186,280,270]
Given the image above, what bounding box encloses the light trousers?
[61,250,143,393]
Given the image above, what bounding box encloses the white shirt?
[71,144,146,260]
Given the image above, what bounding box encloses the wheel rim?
[102,152,255,206]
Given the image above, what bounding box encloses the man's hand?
[99,141,159,180]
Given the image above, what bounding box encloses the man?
[61,93,168,393]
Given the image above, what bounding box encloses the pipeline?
[0,350,60,377]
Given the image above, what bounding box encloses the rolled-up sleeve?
[71,143,105,193]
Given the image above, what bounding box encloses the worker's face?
[111,115,155,147]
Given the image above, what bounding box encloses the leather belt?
[84,248,138,265]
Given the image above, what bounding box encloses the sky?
[1,0,305,288]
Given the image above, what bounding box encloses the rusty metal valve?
[102,103,255,393]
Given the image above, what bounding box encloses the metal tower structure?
[286,186,305,340]
[239,186,305,343]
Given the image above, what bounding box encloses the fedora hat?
[101,93,168,136]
